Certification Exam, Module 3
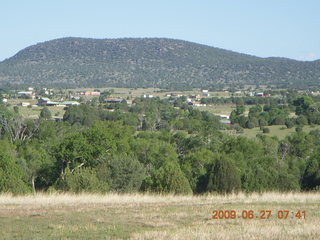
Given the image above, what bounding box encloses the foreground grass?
[0,192,319,239]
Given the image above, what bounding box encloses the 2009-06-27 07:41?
[212,210,306,219]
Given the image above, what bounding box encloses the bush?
[56,167,109,193]
[100,155,145,193]
[0,150,31,194]
[246,120,255,129]
[258,119,267,128]
[40,107,52,120]
[285,118,295,129]
[271,116,286,125]
[296,116,308,126]
[206,156,241,194]
[142,161,192,194]
[262,128,270,133]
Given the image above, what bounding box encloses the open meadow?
[0,192,319,240]
[240,125,320,139]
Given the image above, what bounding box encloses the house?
[193,103,206,107]
[91,92,101,96]
[46,102,59,107]
[61,101,80,106]
[220,119,232,125]
[105,98,122,103]
[18,91,35,98]
[219,115,230,119]
[54,116,64,121]
[71,96,81,100]
[142,94,153,98]
[18,91,33,96]
[20,102,31,107]
[38,98,80,107]
[85,91,101,96]
[38,97,51,106]
[189,95,201,99]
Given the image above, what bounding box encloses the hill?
[0,37,319,89]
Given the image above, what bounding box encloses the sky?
[1,0,320,61]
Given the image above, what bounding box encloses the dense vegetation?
[228,94,320,130]
[0,37,320,89]
[1,96,320,195]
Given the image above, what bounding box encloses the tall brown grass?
[0,191,319,205]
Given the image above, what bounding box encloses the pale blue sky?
[1,0,319,61]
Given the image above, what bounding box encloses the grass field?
[196,104,236,116]
[240,125,320,139]
[0,192,319,239]
[11,106,65,119]
[7,99,65,119]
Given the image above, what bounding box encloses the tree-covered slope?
[0,37,319,88]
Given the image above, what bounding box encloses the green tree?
[18,141,53,192]
[242,154,280,192]
[143,161,192,194]
[206,155,241,193]
[235,105,245,115]
[181,149,217,193]
[63,105,99,126]
[296,115,308,126]
[285,118,295,128]
[293,96,314,115]
[56,167,109,193]
[0,140,30,194]
[259,118,268,128]
[98,155,145,192]
[40,107,52,120]
[13,106,19,114]
[302,153,320,190]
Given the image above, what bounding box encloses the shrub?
[40,107,52,120]
[101,155,145,193]
[0,151,31,194]
[262,128,270,133]
[206,156,241,194]
[285,118,295,129]
[246,120,255,129]
[56,167,109,193]
[142,161,192,194]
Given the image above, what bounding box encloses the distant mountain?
[0,37,319,89]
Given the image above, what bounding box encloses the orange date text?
[211,210,306,220]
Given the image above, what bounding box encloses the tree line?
[230,95,320,129]
[0,97,320,194]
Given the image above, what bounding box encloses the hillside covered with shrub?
[0,37,319,89]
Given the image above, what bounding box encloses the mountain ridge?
[0,37,319,89]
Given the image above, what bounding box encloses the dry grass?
[0,192,319,239]
[1,191,320,205]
